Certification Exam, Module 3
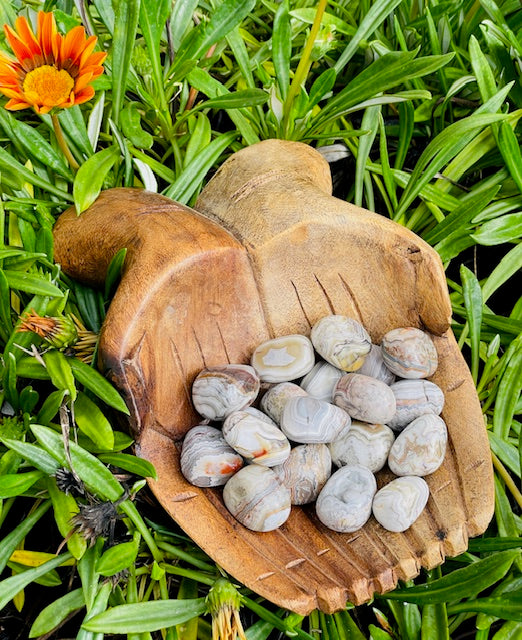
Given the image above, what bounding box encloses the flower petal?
[78,35,98,69]
[14,15,41,57]
[4,24,35,69]
[0,87,25,99]
[73,85,95,105]
[74,70,93,93]
[5,97,31,110]
[38,11,58,63]
[60,25,86,66]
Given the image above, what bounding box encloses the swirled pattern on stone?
[328,421,395,472]
[388,379,444,431]
[381,327,438,379]
[372,476,429,532]
[274,443,332,504]
[180,425,244,487]
[281,395,350,443]
[333,373,396,424]
[357,344,396,385]
[260,382,308,425]
[388,414,448,476]
[315,465,377,532]
[300,360,344,402]
[192,364,260,420]
[223,465,291,532]
[223,410,290,466]
[310,315,371,371]
[251,335,315,382]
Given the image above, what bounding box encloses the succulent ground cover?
[0,0,521,638]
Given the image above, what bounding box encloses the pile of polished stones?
[180,315,447,534]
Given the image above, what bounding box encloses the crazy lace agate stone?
[274,443,331,505]
[333,373,396,424]
[316,465,377,533]
[388,379,444,431]
[281,395,350,443]
[357,344,396,385]
[311,315,371,372]
[222,410,290,467]
[192,364,260,421]
[223,465,291,532]
[243,405,278,424]
[300,360,344,402]
[372,476,429,532]
[251,334,315,382]
[388,414,448,476]
[381,327,438,379]
[260,382,308,425]
[180,425,244,487]
[328,421,395,473]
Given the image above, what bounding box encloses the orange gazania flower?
[0,11,105,114]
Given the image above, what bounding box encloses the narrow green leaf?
[98,453,157,479]
[355,105,381,207]
[36,388,67,425]
[31,425,124,501]
[57,107,94,159]
[0,470,43,499]
[469,35,497,103]
[381,550,520,603]
[111,0,140,125]
[0,439,60,475]
[0,502,50,575]
[169,0,199,51]
[488,432,521,477]
[493,342,522,439]
[139,0,171,111]
[468,538,522,552]
[2,269,63,298]
[77,580,113,640]
[460,265,483,384]
[0,552,73,611]
[498,122,522,195]
[87,91,105,152]
[199,89,268,110]
[120,103,153,149]
[29,588,85,638]
[96,536,139,577]
[74,392,114,450]
[73,146,119,214]
[82,598,207,633]
[16,357,50,380]
[273,0,291,101]
[42,350,76,401]
[68,357,128,415]
[47,477,87,560]
[483,243,522,303]
[447,592,522,621]
[308,68,336,111]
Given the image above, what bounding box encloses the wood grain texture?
[53,139,494,615]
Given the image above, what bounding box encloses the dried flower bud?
[206,578,247,640]
[17,311,78,349]
[54,467,86,498]
[71,499,123,546]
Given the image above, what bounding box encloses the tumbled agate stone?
[260,382,308,425]
[192,364,260,420]
[180,425,243,487]
[388,379,444,431]
[223,410,290,467]
[223,465,291,532]
[381,327,438,379]
[333,373,396,424]
[311,315,371,371]
[281,395,350,443]
[357,344,396,385]
[300,360,343,402]
[372,476,429,532]
[274,443,331,505]
[388,414,448,476]
[316,465,376,533]
[251,334,315,382]
[328,421,395,473]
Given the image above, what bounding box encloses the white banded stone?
[333,373,396,424]
[388,414,447,476]
[300,360,344,402]
[381,327,438,379]
[372,476,429,532]
[311,315,371,372]
[273,443,332,505]
[328,421,395,472]
[388,379,444,431]
[358,344,396,385]
[251,335,315,382]
[223,410,290,466]
[260,382,308,425]
[281,396,350,443]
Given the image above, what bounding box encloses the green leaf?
[139,0,171,112]
[96,536,139,576]
[29,588,85,638]
[2,269,64,298]
[0,501,50,576]
[16,357,50,380]
[164,131,236,203]
[497,122,522,195]
[483,243,522,303]
[273,0,291,101]
[74,391,114,450]
[199,89,268,110]
[468,538,522,552]
[308,68,336,111]
[36,388,67,425]
[493,341,522,440]
[73,146,120,214]
[0,470,44,499]
[98,453,157,479]
[0,439,60,475]
[111,0,141,125]
[472,212,522,246]
[447,592,522,622]
[0,552,73,611]
[169,0,199,51]
[47,477,87,560]
[381,550,520,603]
[333,0,403,73]
[469,35,497,103]
[31,425,124,501]
[68,358,128,415]
[460,265,483,384]
[77,580,113,640]
[82,598,207,633]
[355,105,381,207]
[57,107,94,159]
[87,91,105,151]
[120,103,153,149]
[42,349,77,401]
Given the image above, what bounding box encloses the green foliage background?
[0,0,521,638]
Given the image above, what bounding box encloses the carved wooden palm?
[53,139,493,615]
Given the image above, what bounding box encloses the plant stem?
[51,113,80,171]
[119,500,163,563]
[491,451,522,510]
[282,0,328,137]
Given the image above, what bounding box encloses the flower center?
[23,65,74,105]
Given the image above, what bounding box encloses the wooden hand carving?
[53,139,493,614]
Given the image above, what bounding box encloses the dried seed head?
[206,578,247,640]
[17,311,78,349]
[54,467,86,497]
[71,499,122,546]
